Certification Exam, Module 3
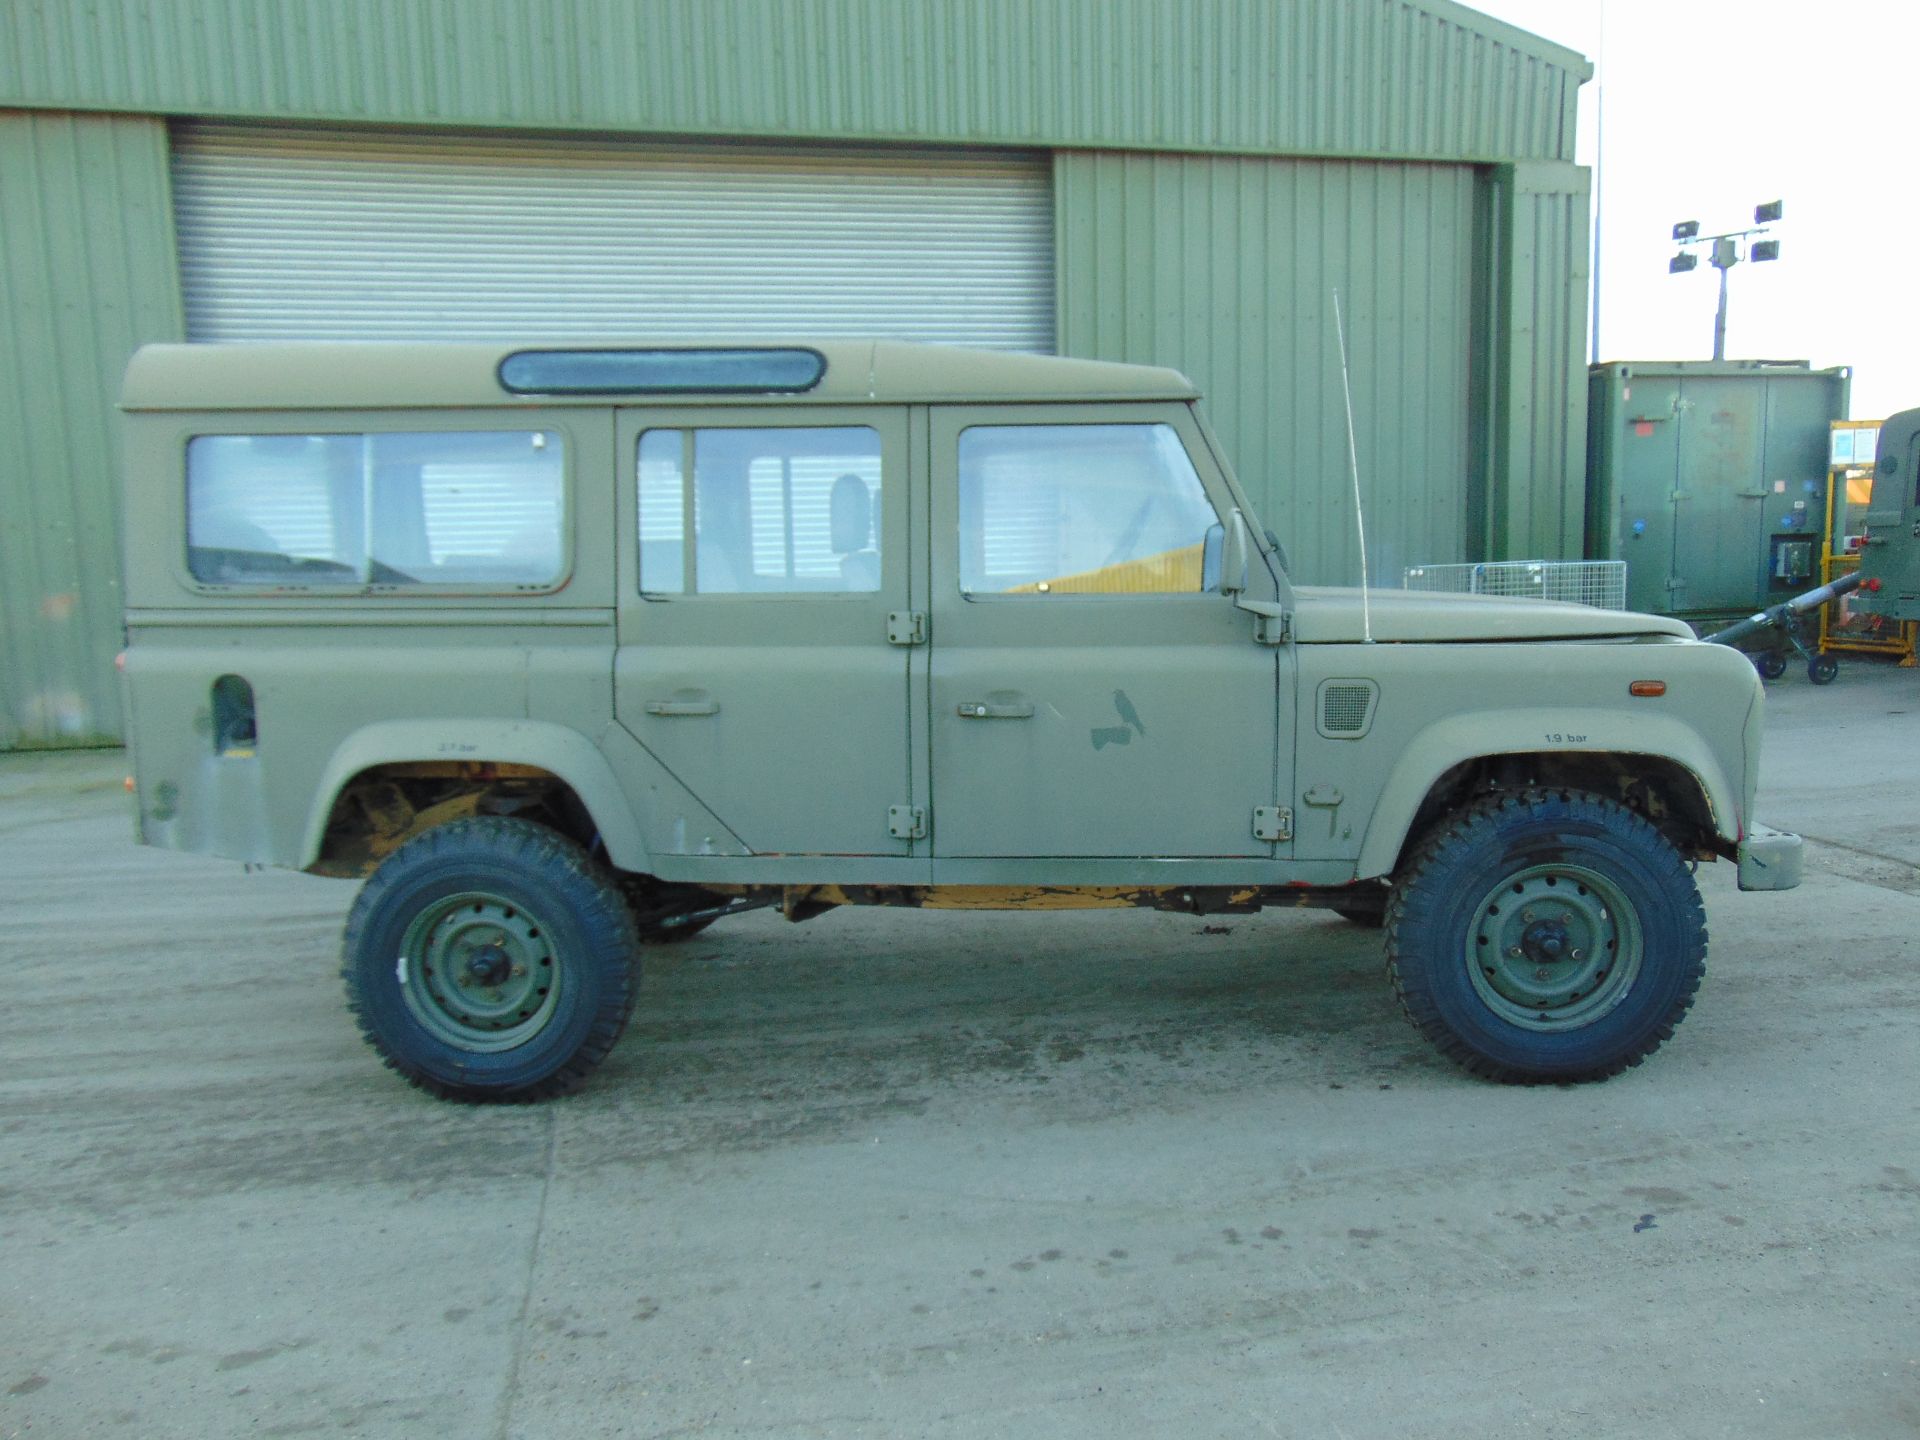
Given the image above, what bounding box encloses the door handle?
[644,699,719,717]
[957,701,1034,719]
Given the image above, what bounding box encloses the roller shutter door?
[171,123,1054,351]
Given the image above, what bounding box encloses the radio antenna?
[1332,288,1374,643]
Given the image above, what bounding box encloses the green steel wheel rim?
[398,890,563,1053]
[1466,862,1644,1032]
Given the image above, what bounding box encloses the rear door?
[612,407,913,857]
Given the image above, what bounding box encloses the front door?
[927,405,1286,862]
[613,407,912,857]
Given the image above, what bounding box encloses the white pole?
[1590,0,1606,365]
[1332,288,1373,644]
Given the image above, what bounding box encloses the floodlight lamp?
[1672,220,1700,241]
[1754,200,1783,224]
[1669,252,1698,273]
[1751,239,1780,262]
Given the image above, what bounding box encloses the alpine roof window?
[499,348,826,396]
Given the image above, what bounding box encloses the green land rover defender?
[117,341,1802,1100]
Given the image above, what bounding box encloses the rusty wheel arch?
[309,762,599,878]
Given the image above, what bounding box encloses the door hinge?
[1253,806,1292,842]
[887,610,928,645]
[1254,610,1291,645]
[888,805,927,840]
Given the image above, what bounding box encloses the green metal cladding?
[1488,161,1593,561]
[0,111,182,748]
[2,0,1585,162]
[1056,149,1480,585]
[0,0,1593,745]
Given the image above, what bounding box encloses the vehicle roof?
[120,340,1200,411]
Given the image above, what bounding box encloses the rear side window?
[186,431,565,587]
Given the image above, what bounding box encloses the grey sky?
[1465,0,1917,420]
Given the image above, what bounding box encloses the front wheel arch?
[1378,751,1724,881]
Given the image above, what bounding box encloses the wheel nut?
[1570,949,1583,961]
[512,965,527,978]
[1508,946,1523,958]
[1522,909,1535,923]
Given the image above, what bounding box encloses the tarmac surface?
[3,660,1917,1439]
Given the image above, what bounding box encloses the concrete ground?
[3,662,1917,1440]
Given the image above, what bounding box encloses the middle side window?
[637,426,882,595]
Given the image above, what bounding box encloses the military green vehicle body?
[1855,406,1920,622]
[118,341,1802,1099]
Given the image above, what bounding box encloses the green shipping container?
[1586,360,1850,625]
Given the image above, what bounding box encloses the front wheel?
[1386,789,1706,1083]
[342,818,639,1101]
[1808,654,1839,685]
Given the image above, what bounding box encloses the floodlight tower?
[1668,201,1783,361]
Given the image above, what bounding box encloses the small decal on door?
[1092,690,1147,750]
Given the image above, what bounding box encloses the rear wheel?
[1808,654,1839,685]
[1386,789,1706,1083]
[1755,651,1788,681]
[342,818,638,1101]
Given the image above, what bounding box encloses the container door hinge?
[887,611,928,645]
[1255,610,1292,645]
[1252,806,1292,842]
[888,805,927,840]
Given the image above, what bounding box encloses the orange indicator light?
[1629,681,1667,697]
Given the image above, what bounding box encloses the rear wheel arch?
[301,723,649,877]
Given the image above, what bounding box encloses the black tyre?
[1386,789,1706,1083]
[1755,651,1788,681]
[1808,654,1839,686]
[342,818,639,1102]
[1332,905,1387,929]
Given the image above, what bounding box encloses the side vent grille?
[1316,679,1379,739]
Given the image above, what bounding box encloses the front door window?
[957,423,1219,595]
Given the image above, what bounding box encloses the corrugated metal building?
[0,0,1592,749]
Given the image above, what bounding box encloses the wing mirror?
[1218,509,1252,595]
